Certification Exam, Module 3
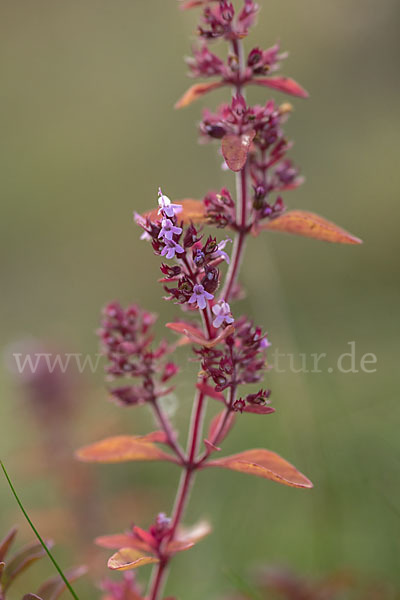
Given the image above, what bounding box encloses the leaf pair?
[99,522,211,571]
[77,432,312,489]
[175,77,308,110]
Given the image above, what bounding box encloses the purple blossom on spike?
[158,218,183,241]
[161,239,185,260]
[158,188,182,218]
[188,284,214,310]
[211,238,231,263]
[212,301,234,328]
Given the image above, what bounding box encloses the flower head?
[188,283,214,310]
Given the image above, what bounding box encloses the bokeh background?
[1,1,400,598]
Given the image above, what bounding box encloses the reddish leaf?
[36,566,87,600]
[75,435,176,464]
[166,323,235,349]
[208,449,313,488]
[203,439,221,454]
[108,548,159,571]
[95,534,150,553]
[143,198,205,225]
[175,82,224,108]
[256,210,362,245]
[242,405,275,415]
[208,409,236,443]
[166,322,206,346]
[133,527,156,549]
[196,383,225,402]
[251,77,309,98]
[222,130,255,172]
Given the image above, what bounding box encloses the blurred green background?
[1,1,400,598]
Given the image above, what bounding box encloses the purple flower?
[158,218,183,241]
[211,238,231,263]
[188,284,214,310]
[158,188,182,218]
[160,239,185,260]
[212,301,234,328]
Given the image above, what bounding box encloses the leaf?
[167,521,212,554]
[95,534,150,553]
[208,410,236,443]
[242,405,275,415]
[0,527,17,562]
[256,210,362,244]
[75,435,176,464]
[143,198,205,225]
[23,595,43,600]
[196,383,225,402]
[222,130,255,172]
[36,566,88,600]
[2,541,50,591]
[166,323,235,349]
[251,77,309,98]
[208,449,313,488]
[175,81,224,108]
[139,431,169,444]
[108,548,159,571]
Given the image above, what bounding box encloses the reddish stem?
[149,38,250,600]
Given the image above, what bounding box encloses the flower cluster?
[197,317,270,396]
[137,190,233,318]
[200,94,303,227]
[98,301,179,407]
[191,0,259,41]
[203,187,235,229]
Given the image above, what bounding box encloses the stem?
[149,37,250,600]
[151,398,186,464]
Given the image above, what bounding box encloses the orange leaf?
[143,198,205,225]
[75,435,176,464]
[256,210,362,245]
[208,448,313,488]
[167,521,212,554]
[175,81,224,108]
[251,77,309,98]
[221,130,255,172]
[166,323,235,349]
[107,548,159,571]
